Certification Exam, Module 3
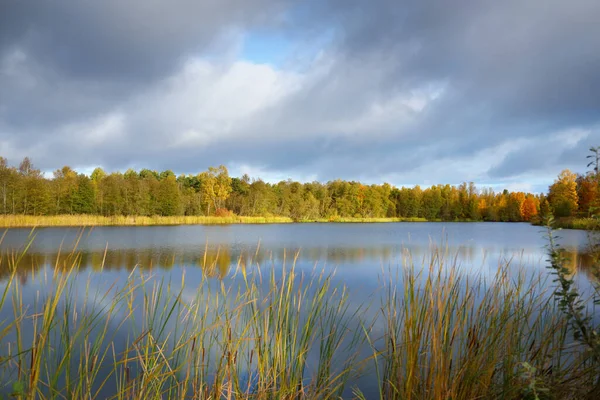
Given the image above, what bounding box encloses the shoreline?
[532,217,599,231]
[0,214,487,228]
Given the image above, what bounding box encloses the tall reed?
[359,244,592,400]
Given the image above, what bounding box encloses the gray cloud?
[1,0,599,190]
[0,0,285,79]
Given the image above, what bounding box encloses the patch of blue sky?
[240,31,292,66]
[240,27,336,70]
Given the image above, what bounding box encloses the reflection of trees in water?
[1,245,407,284]
[1,243,573,286]
[0,247,235,284]
[557,247,599,282]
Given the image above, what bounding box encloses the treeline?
[0,156,550,222]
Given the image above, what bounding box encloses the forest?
[0,156,589,223]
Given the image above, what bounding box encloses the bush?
[215,208,233,217]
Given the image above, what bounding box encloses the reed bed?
[0,214,432,227]
[314,217,428,223]
[556,217,600,231]
[0,215,294,227]
[0,239,597,399]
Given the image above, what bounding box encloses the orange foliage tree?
[577,174,597,216]
[520,195,539,221]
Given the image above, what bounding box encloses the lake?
[0,222,596,398]
[0,222,594,289]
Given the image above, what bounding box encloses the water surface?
[0,222,596,397]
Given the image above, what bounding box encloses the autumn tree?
[548,169,579,218]
[199,165,232,215]
[577,174,597,216]
[520,195,539,221]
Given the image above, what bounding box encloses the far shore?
[0,214,434,228]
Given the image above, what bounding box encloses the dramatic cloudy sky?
[1,0,599,192]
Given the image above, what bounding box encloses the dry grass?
[0,214,294,227]
[312,217,429,223]
[0,215,433,227]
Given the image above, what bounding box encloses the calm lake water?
[0,222,596,397]
[0,222,595,286]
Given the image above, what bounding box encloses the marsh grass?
[540,217,600,231]
[314,217,428,223]
[0,215,431,228]
[0,235,597,399]
[0,215,294,227]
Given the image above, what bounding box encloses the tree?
[73,175,96,214]
[102,173,125,216]
[507,192,525,222]
[91,167,106,214]
[227,177,250,215]
[548,169,579,218]
[157,175,181,216]
[577,174,597,216]
[16,157,50,215]
[0,157,17,214]
[199,165,232,215]
[420,186,443,220]
[520,195,539,222]
[53,166,78,214]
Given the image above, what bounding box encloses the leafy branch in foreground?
[544,214,600,394]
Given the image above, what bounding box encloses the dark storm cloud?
[0,0,284,80]
[1,0,599,187]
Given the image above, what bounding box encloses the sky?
[1,0,599,193]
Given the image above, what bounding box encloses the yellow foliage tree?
[199,165,232,215]
[548,169,579,217]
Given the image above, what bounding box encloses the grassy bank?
[0,214,294,227]
[0,239,597,399]
[0,215,431,227]
[312,216,428,223]
[537,216,600,230]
